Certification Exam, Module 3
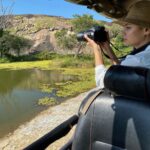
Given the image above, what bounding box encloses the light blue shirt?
[95,45,150,88]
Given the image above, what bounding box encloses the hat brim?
[113,18,150,28]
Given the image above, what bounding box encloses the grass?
[0,60,54,70]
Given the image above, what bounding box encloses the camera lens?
[76,26,108,43]
[77,30,94,41]
[77,32,86,41]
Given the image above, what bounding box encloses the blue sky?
[3,0,112,22]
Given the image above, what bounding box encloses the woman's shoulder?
[135,44,150,55]
[145,45,150,51]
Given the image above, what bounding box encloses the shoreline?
[0,91,89,150]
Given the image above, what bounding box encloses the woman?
[84,1,150,89]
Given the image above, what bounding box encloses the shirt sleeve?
[95,65,107,88]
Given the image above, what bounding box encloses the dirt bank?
[0,91,88,150]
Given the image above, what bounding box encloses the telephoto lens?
[77,26,108,43]
[77,29,95,42]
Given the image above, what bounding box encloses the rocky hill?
[7,14,75,54]
[6,14,113,55]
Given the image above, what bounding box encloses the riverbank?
[0,91,89,150]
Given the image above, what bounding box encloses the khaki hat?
[114,1,150,28]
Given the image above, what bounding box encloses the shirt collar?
[130,42,150,55]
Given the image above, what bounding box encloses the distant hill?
[5,14,122,55]
[6,15,74,54]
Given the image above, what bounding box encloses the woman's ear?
[144,28,150,36]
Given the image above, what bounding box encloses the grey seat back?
[72,93,150,150]
[72,66,150,150]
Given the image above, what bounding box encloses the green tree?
[55,29,77,50]
[108,24,123,39]
[55,29,85,57]
[71,14,102,32]
[55,14,103,57]
[0,32,11,57]
[11,36,31,56]
[0,31,31,58]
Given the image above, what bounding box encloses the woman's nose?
[122,29,126,36]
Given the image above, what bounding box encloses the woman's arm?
[84,35,104,66]
[84,34,119,66]
[84,35,105,88]
[84,34,119,88]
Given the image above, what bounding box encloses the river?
[0,68,78,138]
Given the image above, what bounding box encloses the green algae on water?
[38,97,58,106]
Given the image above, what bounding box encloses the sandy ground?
[0,92,88,150]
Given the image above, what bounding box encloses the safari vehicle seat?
[72,65,150,150]
[24,65,150,150]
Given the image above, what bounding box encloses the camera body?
[77,26,108,43]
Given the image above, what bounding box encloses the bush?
[71,14,103,32]
[0,57,10,63]
[33,51,60,60]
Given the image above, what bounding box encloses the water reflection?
[0,69,78,138]
[0,69,31,94]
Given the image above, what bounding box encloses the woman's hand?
[84,34,110,53]
[84,34,119,65]
[84,34,99,50]
[84,34,104,66]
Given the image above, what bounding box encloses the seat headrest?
[104,65,150,100]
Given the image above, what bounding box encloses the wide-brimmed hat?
[114,1,150,28]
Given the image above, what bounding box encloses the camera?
[77,26,108,43]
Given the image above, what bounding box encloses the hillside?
[5,14,112,55]
[6,15,73,54]
[11,14,72,33]
[1,14,128,59]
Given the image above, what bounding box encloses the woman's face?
[123,23,147,48]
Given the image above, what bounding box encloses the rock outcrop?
[8,15,80,54]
